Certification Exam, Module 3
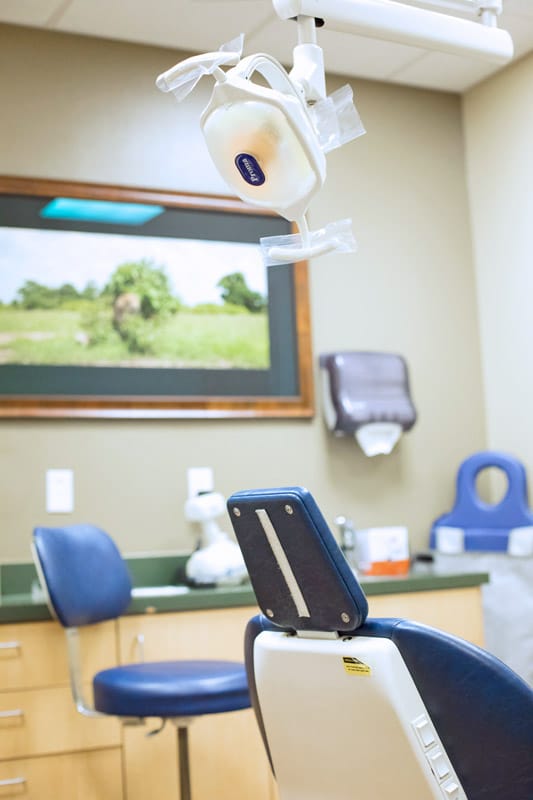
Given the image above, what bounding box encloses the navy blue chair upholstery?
[244,614,533,799]
[229,487,533,800]
[32,524,250,800]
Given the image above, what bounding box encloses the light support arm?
[404,0,502,15]
[273,0,514,64]
[407,1,503,27]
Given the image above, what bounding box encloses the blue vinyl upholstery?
[244,614,279,771]
[361,618,533,800]
[430,450,533,551]
[33,525,132,627]
[230,487,533,800]
[93,660,250,718]
[245,613,533,800]
[32,524,250,720]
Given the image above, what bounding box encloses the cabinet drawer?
[0,620,118,690]
[119,606,257,663]
[0,748,123,799]
[0,686,120,759]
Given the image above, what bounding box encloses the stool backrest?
[33,525,132,627]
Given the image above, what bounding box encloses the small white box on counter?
[356,526,410,576]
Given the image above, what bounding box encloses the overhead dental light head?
[156,0,513,264]
[157,23,364,263]
[156,32,332,225]
[200,51,326,224]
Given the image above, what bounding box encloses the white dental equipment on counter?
[336,515,410,575]
[184,490,248,587]
[156,0,513,265]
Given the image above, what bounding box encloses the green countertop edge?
[0,555,190,596]
[361,571,489,595]
[0,571,489,625]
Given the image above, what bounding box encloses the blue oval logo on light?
[235,153,265,186]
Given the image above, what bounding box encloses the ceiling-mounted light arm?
[477,0,502,27]
[407,0,503,26]
[290,16,327,102]
[296,14,318,44]
[401,0,501,16]
[273,0,514,64]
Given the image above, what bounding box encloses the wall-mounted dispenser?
[319,351,417,456]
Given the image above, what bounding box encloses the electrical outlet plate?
[46,469,74,513]
[187,467,214,499]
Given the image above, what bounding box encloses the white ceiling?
[1,0,533,92]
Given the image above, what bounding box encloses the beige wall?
[463,53,533,484]
[0,24,486,561]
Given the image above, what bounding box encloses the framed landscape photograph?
[0,176,313,418]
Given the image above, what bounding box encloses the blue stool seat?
[93,659,250,718]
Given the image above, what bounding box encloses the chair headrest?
[228,487,368,633]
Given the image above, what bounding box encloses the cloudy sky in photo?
[0,226,267,306]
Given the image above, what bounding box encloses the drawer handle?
[0,777,26,786]
[0,710,24,719]
[135,634,145,662]
[0,642,20,651]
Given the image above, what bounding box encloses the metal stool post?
[177,724,192,800]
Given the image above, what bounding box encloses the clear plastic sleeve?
[260,218,357,266]
[310,85,366,154]
[156,34,244,101]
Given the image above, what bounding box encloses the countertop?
[0,568,489,624]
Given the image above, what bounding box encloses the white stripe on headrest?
[255,508,310,618]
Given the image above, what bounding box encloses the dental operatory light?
[156,0,513,265]
[157,29,363,263]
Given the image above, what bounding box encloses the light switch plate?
[46,469,74,513]
[187,467,214,499]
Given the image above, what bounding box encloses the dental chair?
[32,524,251,800]
[227,486,533,800]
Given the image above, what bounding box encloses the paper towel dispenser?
[319,351,417,456]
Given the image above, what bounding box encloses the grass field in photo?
[0,226,270,371]
[0,307,269,368]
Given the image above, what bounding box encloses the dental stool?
[227,487,533,800]
[32,525,251,800]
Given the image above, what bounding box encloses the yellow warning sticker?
[342,656,371,676]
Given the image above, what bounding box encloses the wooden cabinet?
[0,620,122,799]
[116,589,484,800]
[118,606,276,800]
[0,749,123,800]
[0,584,485,800]
[0,619,119,689]
[367,586,485,647]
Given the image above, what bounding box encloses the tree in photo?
[15,280,75,310]
[217,272,267,313]
[103,260,178,354]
